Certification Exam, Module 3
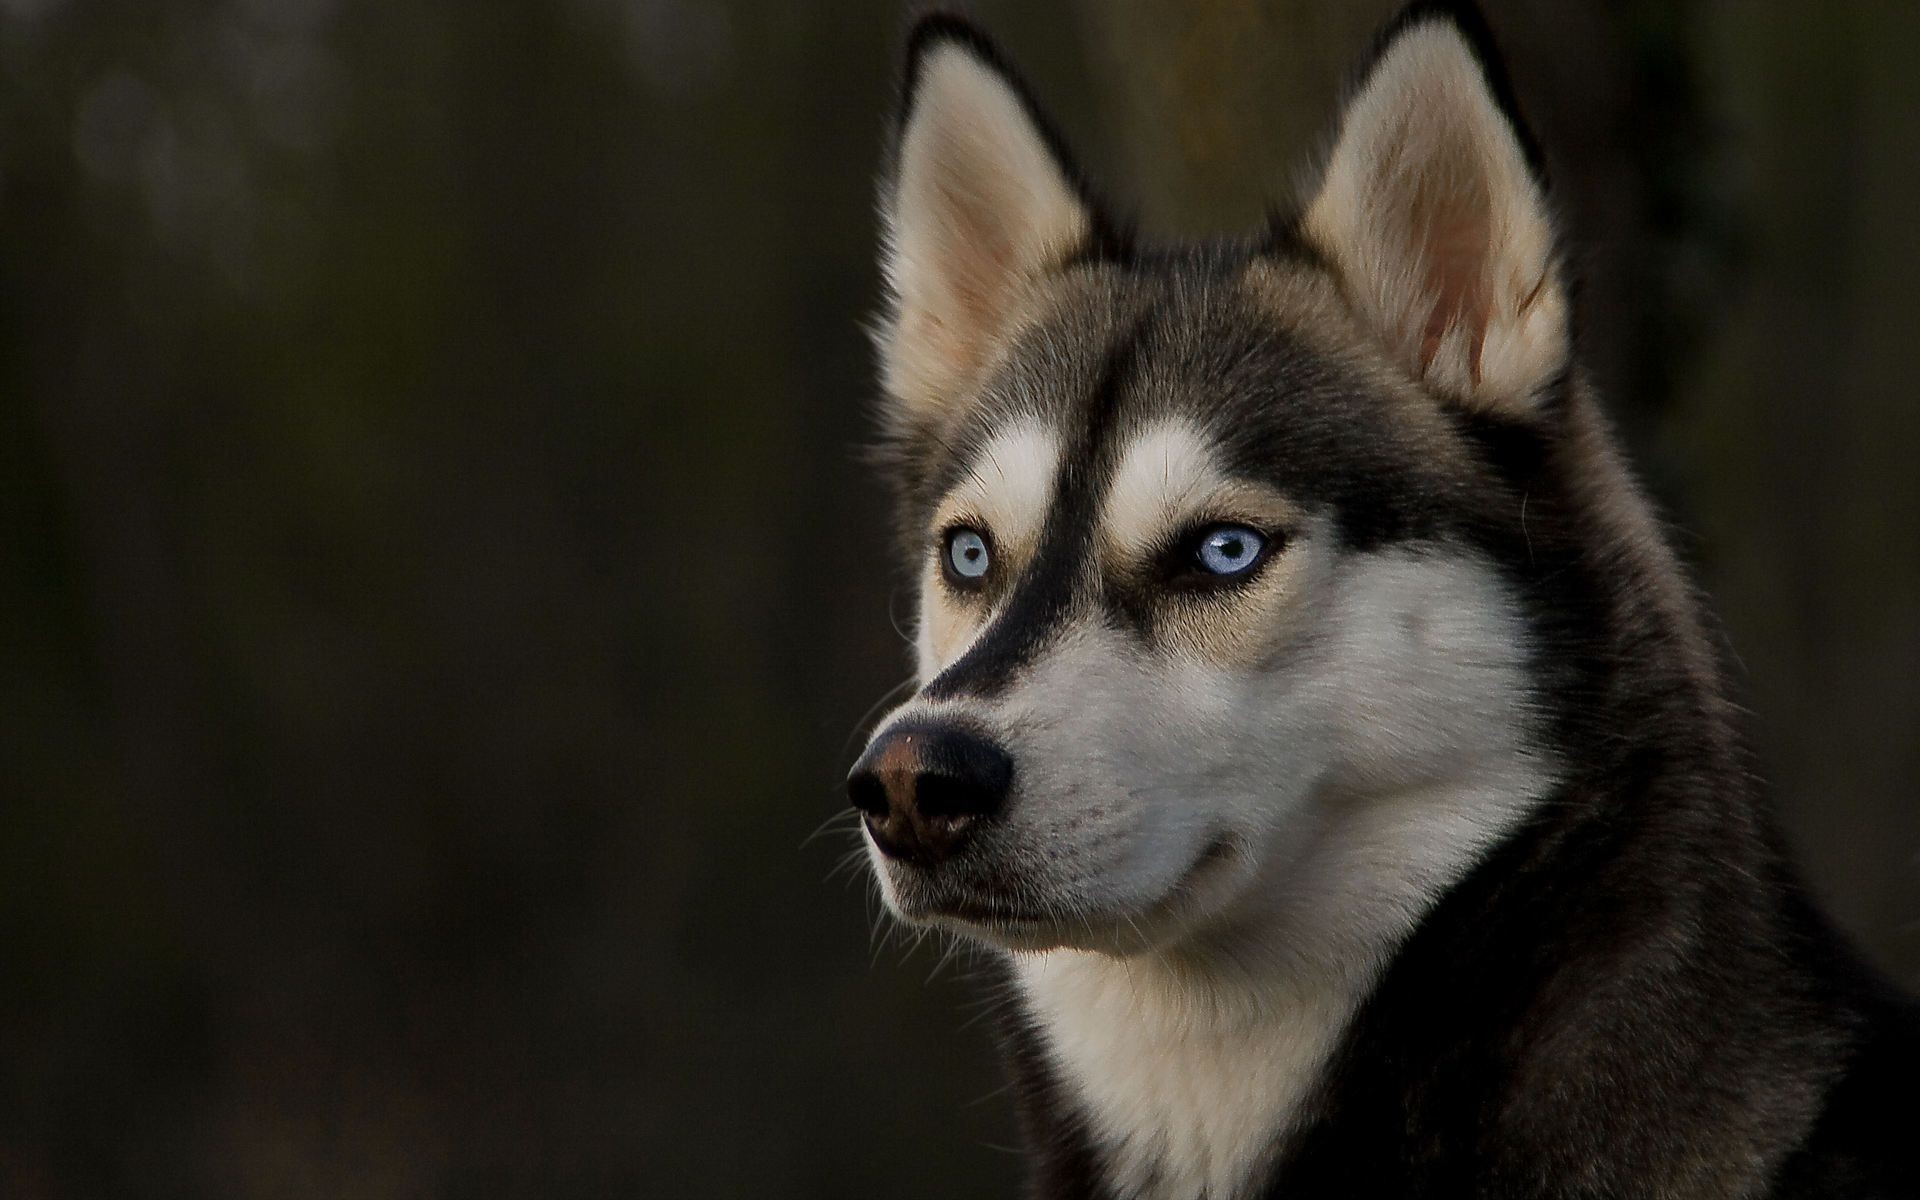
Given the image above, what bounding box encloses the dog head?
[850,9,1566,959]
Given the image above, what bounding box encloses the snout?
[847,722,1013,867]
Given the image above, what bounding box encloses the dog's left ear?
[1303,4,1567,417]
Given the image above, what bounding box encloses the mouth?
[896,834,1246,953]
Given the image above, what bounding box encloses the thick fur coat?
[845,4,1920,1196]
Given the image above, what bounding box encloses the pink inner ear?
[1415,199,1493,387]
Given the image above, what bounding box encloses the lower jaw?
[925,909,1140,955]
[904,835,1246,954]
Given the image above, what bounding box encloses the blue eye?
[945,527,991,581]
[1194,524,1267,576]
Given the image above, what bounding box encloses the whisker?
[826,844,872,885]
[887,588,917,650]
[799,806,859,851]
[925,932,965,984]
[843,673,918,759]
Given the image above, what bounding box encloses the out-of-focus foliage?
[0,1,1913,1196]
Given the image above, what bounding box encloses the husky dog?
[844,3,1919,1196]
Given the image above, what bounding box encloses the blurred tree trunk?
[1681,5,1920,985]
[1070,0,1379,236]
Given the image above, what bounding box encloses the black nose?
[846,723,1013,867]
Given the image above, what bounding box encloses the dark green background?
[3,1,1915,1196]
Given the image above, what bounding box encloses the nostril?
[913,730,1012,820]
[846,770,890,818]
[913,770,1002,820]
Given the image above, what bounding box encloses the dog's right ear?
[1301,3,1568,419]
[876,17,1097,432]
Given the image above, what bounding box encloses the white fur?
[1004,548,1550,1199]
[869,536,1554,1195]
[1100,418,1223,557]
[1016,950,1349,1200]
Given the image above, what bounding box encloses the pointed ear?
[1303,4,1568,416]
[877,18,1098,429]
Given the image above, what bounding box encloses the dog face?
[850,15,1566,959]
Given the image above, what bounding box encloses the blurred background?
[2,1,1915,1196]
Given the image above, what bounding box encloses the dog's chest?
[1017,954,1351,1200]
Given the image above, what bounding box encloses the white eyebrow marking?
[940,417,1061,552]
[1101,418,1225,555]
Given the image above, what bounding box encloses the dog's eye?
[944,527,992,584]
[1194,524,1267,577]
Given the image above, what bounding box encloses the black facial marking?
[923,321,1150,701]
[1445,404,1553,484]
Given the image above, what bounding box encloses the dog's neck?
[1014,940,1355,1200]
[1010,765,1551,1200]
[1017,953,1344,1200]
